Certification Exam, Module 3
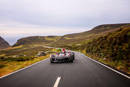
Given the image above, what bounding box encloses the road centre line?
[53,77,61,87]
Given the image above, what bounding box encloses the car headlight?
[50,55,55,58]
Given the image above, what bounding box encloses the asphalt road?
[0,52,130,87]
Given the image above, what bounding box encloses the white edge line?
[80,52,130,79]
[53,77,61,87]
[0,58,49,79]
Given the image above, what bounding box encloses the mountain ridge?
[13,23,130,47]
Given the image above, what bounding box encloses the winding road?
[0,52,130,87]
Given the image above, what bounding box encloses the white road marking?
[0,58,49,79]
[83,54,130,79]
[76,52,130,79]
[53,77,61,87]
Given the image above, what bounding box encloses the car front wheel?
[50,58,54,63]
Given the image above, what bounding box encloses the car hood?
[55,54,70,59]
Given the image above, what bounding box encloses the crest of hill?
[50,23,130,46]
[63,23,130,38]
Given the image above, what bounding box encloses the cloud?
[0,0,130,27]
[0,0,130,44]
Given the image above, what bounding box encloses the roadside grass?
[85,53,130,75]
[0,55,49,77]
[0,44,53,77]
[0,44,50,57]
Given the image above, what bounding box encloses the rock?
[37,51,46,57]
[0,36,10,50]
[103,58,106,60]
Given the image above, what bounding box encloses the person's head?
[56,48,61,52]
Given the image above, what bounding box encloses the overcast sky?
[0,0,130,44]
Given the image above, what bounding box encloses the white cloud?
[0,0,130,26]
[0,0,130,44]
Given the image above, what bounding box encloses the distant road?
[0,52,130,87]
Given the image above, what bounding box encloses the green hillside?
[14,36,61,46]
[0,44,53,77]
[14,23,130,48]
[85,27,130,61]
[50,23,130,47]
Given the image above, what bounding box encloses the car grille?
[56,58,69,61]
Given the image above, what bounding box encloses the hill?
[85,27,130,61]
[13,23,130,47]
[84,26,130,74]
[0,36,10,50]
[13,36,61,46]
[50,23,130,47]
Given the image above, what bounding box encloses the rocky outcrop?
[0,36,10,49]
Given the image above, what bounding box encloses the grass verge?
[0,55,49,77]
[84,52,130,75]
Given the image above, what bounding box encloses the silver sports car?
[50,52,75,63]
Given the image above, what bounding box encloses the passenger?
[62,48,66,55]
[56,48,61,55]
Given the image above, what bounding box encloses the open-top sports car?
[50,52,75,63]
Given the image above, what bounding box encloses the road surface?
[0,52,130,87]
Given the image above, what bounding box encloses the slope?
[0,36,10,50]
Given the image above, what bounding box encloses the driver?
[62,48,66,55]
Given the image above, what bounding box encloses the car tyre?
[70,60,73,63]
[50,58,54,63]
